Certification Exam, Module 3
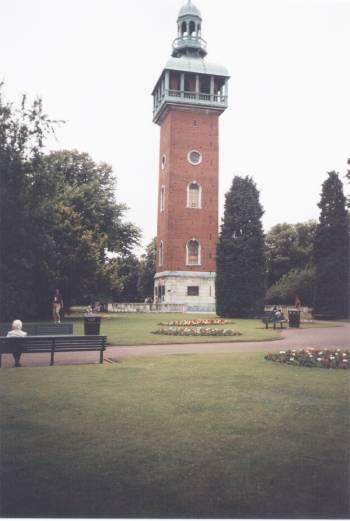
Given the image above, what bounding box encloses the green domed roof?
[177,0,201,20]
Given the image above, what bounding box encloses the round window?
[161,154,166,170]
[187,150,202,165]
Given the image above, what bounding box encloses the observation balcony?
[172,35,207,57]
[153,87,228,124]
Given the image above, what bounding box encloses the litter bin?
[288,309,301,328]
[84,316,101,335]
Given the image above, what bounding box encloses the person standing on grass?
[7,319,27,367]
[52,289,63,323]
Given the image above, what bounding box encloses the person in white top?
[7,319,27,367]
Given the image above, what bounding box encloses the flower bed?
[152,326,241,337]
[265,348,350,369]
[158,319,235,326]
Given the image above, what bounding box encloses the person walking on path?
[7,319,27,367]
[52,289,63,323]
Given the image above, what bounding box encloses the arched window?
[160,185,165,211]
[189,21,195,36]
[187,181,201,208]
[186,239,201,265]
[181,21,187,36]
[159,241,164,266]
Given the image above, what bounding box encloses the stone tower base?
[154,271,216,312]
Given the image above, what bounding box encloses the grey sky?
[1,0,349,251]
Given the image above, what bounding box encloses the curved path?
[1,322,349,368]
[105,321,350,361]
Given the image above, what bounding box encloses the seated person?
[7,319,27,367]
[275,309,284,321]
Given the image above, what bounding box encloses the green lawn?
[69,313,283,345]
[1,353,349,518]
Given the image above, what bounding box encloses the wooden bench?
[0,335,107,367]
[261,311,287,329]
[0,323,73,337]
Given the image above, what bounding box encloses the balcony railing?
[154,89,227,113]
[172,35,207,51]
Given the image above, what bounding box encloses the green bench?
[0,323,73,337]
[0,335,107,367]
[262,311,287,329]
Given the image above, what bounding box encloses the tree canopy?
[0,88,140,320]
[265,221,317,306]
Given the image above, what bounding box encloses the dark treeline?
[216,171,349,318]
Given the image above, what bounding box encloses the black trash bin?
[84,316,101,335]
[288,309,301,328]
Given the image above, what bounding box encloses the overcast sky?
[1,0,349,251]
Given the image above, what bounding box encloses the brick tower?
[152,0,229,311]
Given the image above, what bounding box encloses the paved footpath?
[1,321,349,368]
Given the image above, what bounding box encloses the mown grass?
[0,352,349,518]
[70,313,282,345]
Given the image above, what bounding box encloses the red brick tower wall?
[156,109,219,273]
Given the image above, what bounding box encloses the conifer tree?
[313,171,349,318]
[216,176,266,317]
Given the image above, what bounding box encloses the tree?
[216,176,266,317]
[265,220,317,305]
[313,171,349,318]
[109,255,141,302]
[138,238,156,300]
[0,86,59,320]
[40,150,141,307]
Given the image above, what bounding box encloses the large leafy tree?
[265,220,317,305]
[40,150,141,307]
[313,171,349,318]
[216,176,266,317]
[0,86,58,320]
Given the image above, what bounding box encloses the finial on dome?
[177,0,202,21]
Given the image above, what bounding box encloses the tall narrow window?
[160,186,165,211]
[187,182,201,208]
[186,239,201,265]
[159,241,164,266]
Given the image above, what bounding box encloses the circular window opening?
[188,150,202,165]
[161,154,166,170]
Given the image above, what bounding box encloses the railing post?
[210,76,214,102]
[165,70,169,97]
[180,73,185,98]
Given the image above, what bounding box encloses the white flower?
[330,356,335,360]
[317,358,322,361]
[319,351,323,355]
[280,351,286,354]
[290,357,295,361]
[343,359,348,363]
